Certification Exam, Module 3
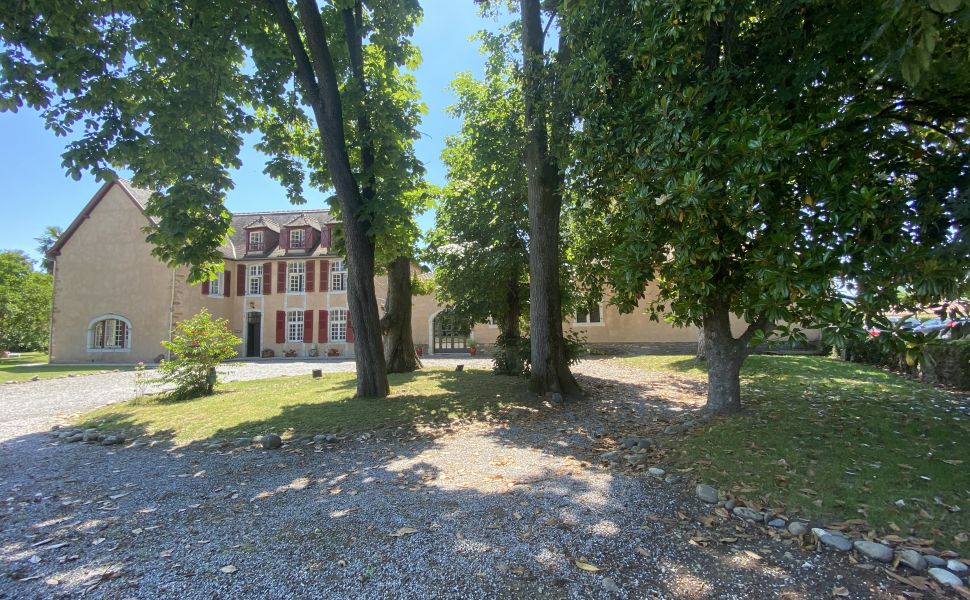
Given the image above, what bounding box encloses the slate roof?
[225,209,337,260]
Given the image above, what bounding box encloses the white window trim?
[208,271,224,297]
[87,314,132,353]
[330,260,347,292]
[286,310,305,343]
[248,264,263,296]
[249,231,264,251]
[287,261,306,294]
[574,303,605,327]
[289,228,305,249]
[330,308,348,342]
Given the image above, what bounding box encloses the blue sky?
[0,1,510,264]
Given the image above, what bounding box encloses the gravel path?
[0,359,901,599]
[0,357,490,442]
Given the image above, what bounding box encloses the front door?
[433,313,469,353]
[246,312,261,357]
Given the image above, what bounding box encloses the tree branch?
[295,0,343,123]
[738,315,772,348]
[264,0,321,109]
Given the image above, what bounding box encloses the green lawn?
[0,352,135,382]
[78,368,531,445]
[621,354,970,554]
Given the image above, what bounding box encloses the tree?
[518,0,580,397]
[1,0,427,397]
[158,309,242,400]
[562,0,969,413]
[0,251,52,352]
[427,32,530,373]
[35,226,62,274]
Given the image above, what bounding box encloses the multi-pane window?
[330,308,348,342]
[575,303,602,324]
[287,261,305,293]
[248,264,263,296]
[209,272,223,296]
[330,260,347,292]
[289,229,304,248]
[90,317,129,350]
[287,310,304,343]
[249,231,264,251]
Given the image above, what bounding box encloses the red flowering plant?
[159,309,241,400]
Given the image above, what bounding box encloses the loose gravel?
[0,358,902,599]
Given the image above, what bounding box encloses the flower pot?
[468,346,478,356]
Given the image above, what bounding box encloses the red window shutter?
[320,260,329,292]
[201,280,210,295]
[324,224,332,247]
[224,270,231,297]
[303,310,313,343]
[277,261,286,293]
[263,262,273,295]
[306,260,315,292]
[236,264,246,296]
[346,311,354,343]
[318,309,329,343]
[275,310,285,343]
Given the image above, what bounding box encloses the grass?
[0,352,137,382]
[78,368,531,445]
[621,354,970,554]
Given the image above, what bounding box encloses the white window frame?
[330,260,347,292]
[287,261,306,293]
[287,310,305,343]
[330,308,348,342]
[248,264,263,296]
[289,228,305,249]
[208,271,223,296]
[575,303,604,326]
[249,231,264,251]
[87,315,131,352]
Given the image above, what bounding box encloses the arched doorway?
[432,313,469,354]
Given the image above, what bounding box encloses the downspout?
[47,257,56,364]
[167,268,176,360]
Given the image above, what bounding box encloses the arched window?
[88,315,131,351]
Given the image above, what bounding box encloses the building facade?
[47,181,813,363]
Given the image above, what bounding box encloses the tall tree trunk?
[501,267,522,341]
[695,328,707,360]
[381,256,421,373]
[520,0,580,399]
[269,0,388,397]
[702,299,769,414]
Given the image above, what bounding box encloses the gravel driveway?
[0,359,900,599]
[0,357,490,442]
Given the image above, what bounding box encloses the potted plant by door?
[468,340,478,356]
[416,345,423,357]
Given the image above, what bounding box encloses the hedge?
[844,337,969,389]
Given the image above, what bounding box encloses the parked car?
[915,317,969,338]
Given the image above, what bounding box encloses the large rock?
[853,541,893,563]
[947,559,969,575]
[260,434,282,449]
[787,522,808,536]
[929,567,964,587]
[101,435,125,446]
[696,484,719,504]
[898,550,927,571]
[820,533,853,552]
[647,467,666,477]
[733,506,764,522]
[925,555,947,567]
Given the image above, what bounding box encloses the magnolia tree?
[159,309,241,400]
[1,0,428,397]
[561,0,969,413]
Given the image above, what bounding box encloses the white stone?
[929,567,964,587]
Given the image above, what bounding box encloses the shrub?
[922,340,970,390]
[158,309,241,400]
[492,330,588,377]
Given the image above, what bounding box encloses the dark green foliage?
[35,226,61,274]
[158,309,241,401]
[492,333,530,376]
[923,340,970,389]
[0,251,52,352]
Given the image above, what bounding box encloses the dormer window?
[289,229,305,249]
[249,231,264,251]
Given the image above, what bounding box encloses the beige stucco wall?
[50,185,176,363]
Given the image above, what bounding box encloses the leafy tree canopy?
[1,0,425,281]
[561,0,969,410]
[0,251,52,352]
